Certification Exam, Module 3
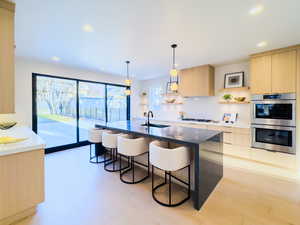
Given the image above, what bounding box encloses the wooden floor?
[15,146,300,225]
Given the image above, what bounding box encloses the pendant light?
[124,60,131,96]
[170,44,178,77]
[167,44,179,93]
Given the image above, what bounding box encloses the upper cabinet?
[0,0,15,114]
[250,55,272,94]
[250,47,298,94]
[178,65,215,97]
[271,50,297,93]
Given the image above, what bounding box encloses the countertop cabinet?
[0,0,15,114]
[179,65,215,97]
[250,47,298,94]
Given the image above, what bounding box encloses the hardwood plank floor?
[15,146,300,225]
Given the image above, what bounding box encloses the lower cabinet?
[222,127,298,171]
[166,121,298,171]
[0,150,44,224]
[223,143,251,159]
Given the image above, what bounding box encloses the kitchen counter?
[96,119,223,211]
[96,119,221,145]
[0,126,45,156]
[135,117,250,129]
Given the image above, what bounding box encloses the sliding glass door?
[107,85,128,122]
[35,76,77,148]
[33,74,130,153]
[78,82,106,141]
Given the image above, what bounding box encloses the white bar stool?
[88,128,108,164]
[149,141,191,207]
[102,130,129,172]
[117,134,150,184]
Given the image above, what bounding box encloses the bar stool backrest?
[118,135,149,156]
[150,141,190,172]
[88,128,103,143]
[102,130,120,149]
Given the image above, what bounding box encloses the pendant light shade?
[170,82,178,91]
[124,61,131,96]
[166,44,179,93]
[170,69,178,77]
[170,44,178,77]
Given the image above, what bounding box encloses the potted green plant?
[223,94,232,102]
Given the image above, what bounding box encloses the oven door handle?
[251,124,296,131]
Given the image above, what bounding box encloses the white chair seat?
[88,128,103,143]
[102,130,121,149]
[117,134,149,157]
[149,141,190,171]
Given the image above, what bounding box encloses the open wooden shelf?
[161,102,183,105]
[161,93,182,97]
[219,101,250,104]
[219,86,250,92]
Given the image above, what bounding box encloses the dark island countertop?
[95,119,222,145]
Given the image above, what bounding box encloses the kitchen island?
[96,119,223,210]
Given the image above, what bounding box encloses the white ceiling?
[14,0,300,80]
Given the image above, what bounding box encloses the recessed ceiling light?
[249,5,264,15]
[257,41,267,47]
[51,56,60,61]
[82,24,94,32]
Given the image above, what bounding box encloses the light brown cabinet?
[250,47,298,94]
[0,150,44,225]
[178,65,215,97]
[250,55,272,94]
[0,0,15,114]
[271,50,297,93]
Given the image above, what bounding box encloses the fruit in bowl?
[0,121,17,130]
[234,97,246,102]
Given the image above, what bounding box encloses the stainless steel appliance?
[251,93,296,126]
[251,124,296,154]
[251,93,296,154]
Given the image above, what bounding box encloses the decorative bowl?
[234,97,246,102]
[0,121,17,130]
[165,99,176,104]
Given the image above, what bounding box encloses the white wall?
[139,61,251,126]
[0,57,141,127]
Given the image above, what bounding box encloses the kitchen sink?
[141,123,170,128]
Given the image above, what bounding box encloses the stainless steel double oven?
[251,93,296,154]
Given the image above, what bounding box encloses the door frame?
[32,73,131,154]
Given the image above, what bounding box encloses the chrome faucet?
[146,111,154,125]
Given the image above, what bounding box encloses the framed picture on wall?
[224,71,244,88]
[222,113,238,124]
